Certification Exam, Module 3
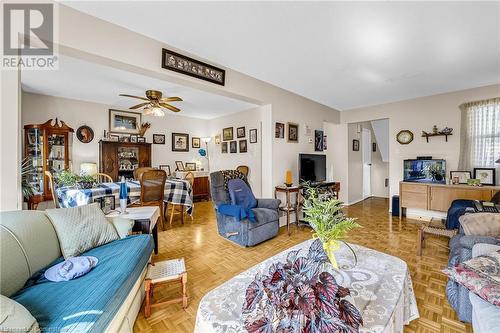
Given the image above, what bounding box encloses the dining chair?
[44,171,59,208]
[92,172,113,183]
[134,167,155,181]
[236,165,249,178]
[166,171,194,226]
[130,169,167,230]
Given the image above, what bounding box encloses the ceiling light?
[143,105,165,117]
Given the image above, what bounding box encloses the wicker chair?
[130,169,167,230]
[44,171,59,208]
[166,172,194,226]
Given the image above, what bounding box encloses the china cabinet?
[24,119,74,202]
[99,141,151,181]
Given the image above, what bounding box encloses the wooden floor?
[133,197,472,333]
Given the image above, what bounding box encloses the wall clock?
[396,130,413,144]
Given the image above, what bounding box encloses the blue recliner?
[210,171,281,247]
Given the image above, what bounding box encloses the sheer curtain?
[458,97,500,172]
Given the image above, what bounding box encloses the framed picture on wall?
[372,142,377,152]
[287,123,299,143]
[237,126,246,138]
[192,137,201,148]
[221,142,228,153]
[230,141,237,153]
[223,127,233,141]
[352,139,360,151]
[314,130,324,151]
[153,134,165,144]
[172,133,189,152]
[275,122,285,138]
[473,168,496,186]
[239,140,248,153]
[249,129,257,143]
[109,109,141,134]
[323,135,327,150]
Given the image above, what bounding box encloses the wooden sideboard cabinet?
[175,171,210,201]
[399,181,500,218]
[99,141,152,181]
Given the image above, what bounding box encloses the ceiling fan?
[119,90,183,116]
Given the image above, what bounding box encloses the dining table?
[55,179,194,214]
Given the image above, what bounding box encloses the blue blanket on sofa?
[13,234,154,333]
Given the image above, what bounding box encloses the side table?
[275,185,301,235]
[107,206,160,254]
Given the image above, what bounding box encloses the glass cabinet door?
[47,133,66,175]
[25,128,44,194]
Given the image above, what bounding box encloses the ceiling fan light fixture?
[143,105,165,117]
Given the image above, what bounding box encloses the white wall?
[325,122,348,204]
[341,83,500,214]
[52,3,340,196]
[209,106,263,196]
[21,92,211,173]
[1,69,22,211]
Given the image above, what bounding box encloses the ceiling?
[63,1,500,110]
[21,55,257,119]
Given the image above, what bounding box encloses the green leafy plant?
[55,169,80,187]
[21,158,35,199]
[302,186,360,267]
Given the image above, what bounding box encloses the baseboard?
[346,198,365,206]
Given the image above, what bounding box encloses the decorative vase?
[323,240,340,269]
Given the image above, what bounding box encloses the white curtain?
[458,97,500,172]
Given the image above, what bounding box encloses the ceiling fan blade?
[119,94,149,101]
[130,102,150,109]
[160,103,181,112]
[160,97,183,102]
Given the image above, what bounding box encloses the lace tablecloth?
[195,239,419,333]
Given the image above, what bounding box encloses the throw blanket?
[217,204,255,222]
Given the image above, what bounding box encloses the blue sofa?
[0,210,153,333]
[210,171,281,247]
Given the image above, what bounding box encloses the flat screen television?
[299,154,326,184]
[403,159,446,184]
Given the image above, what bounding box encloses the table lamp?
[80,162,97,176]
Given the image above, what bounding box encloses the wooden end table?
[275,185,301,235]
[106,206,160,254]
[144,258,188,317]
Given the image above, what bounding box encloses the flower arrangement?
[302,187,360,269]
[56,170,96,189]
[242,239,363,332]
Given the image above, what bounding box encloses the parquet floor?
[133,197,472,333]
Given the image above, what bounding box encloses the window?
[458,97,500,170]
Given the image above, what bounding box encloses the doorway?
[362,128,372,199]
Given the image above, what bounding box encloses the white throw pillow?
[0,295,39,333]
[46,203,119,259]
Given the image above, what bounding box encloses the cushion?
[45,203,119,259]
[106,217,134,239]
[443,250,500,306]
[0,295,39,333]
[13,235,153,333]
[221,170,246,190]
[459,213,500,237]
[44,256,98,282]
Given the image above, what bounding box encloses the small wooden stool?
[144,258,188,317]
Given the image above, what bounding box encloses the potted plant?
[56,170,96,189]
[21,158,35,200]
[302,187,360,269]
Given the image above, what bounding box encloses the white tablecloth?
[194,239,419,333]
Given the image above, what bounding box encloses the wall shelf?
[421,132,452,143]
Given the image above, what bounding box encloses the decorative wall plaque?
[162,48,225,86]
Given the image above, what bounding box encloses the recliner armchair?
[210,171,281,247]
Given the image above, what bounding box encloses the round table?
[195,239,419,333]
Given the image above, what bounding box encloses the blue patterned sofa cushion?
[13,234,153,333]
